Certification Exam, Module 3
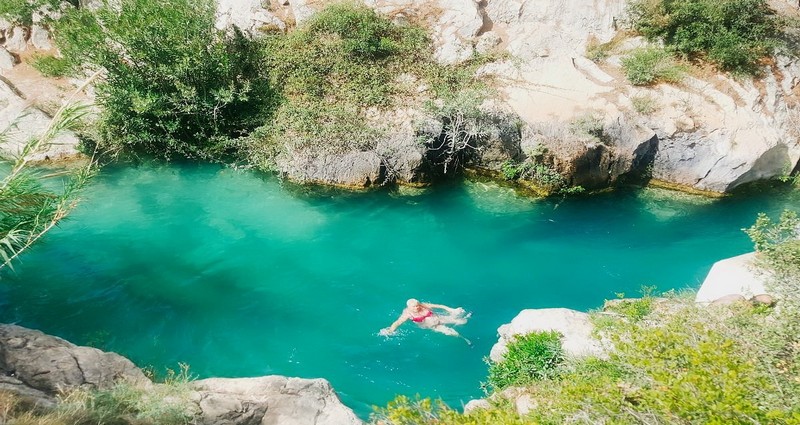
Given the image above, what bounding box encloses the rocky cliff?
[2,0,799,193]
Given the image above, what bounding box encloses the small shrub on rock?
[486,330,564,391]
[621,47,685,86]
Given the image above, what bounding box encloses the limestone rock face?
[0,324,149,395]
[215,0,286,34]
[276,150,385,188]
[191,377,363,425]
[4,26,28,53]
[489,308,604,362]
[0,78,83,162]
[30,24,53,50]
[696,252,770,304]
[0,46,17,69]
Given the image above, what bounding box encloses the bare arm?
[424,303,458,312]
[382,312,409,335]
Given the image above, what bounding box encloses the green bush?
[744,209,800,293]
[30,54,72,77]
[621,47,686,85]
[486,331,564,391]
[372,395,528,425]
[628,0,780,74]
[54,0,276,160]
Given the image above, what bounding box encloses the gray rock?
[475,32,502,55]
[215,0,285,35]
[0,375,56,410]
[277,150,385,188]
[0,46,17,69]
[750,294,777,307]
[376,131,430,185]
[191,377,362,425]
[519,115,657,190]
[30,25,52,50]
[4,26,28,53]
[0,324,149,395]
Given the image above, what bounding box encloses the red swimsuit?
[410,310,434,323]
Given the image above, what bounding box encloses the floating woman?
[380,298,472,344]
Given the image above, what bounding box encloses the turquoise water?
[1,163,799,417]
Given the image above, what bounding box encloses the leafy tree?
[54,0,277,160]
[628,0,781,74]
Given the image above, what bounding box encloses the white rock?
[695,253,770,304]
[215,0,285,34]
[0,47,17,70]
[191,376,362,425]
[0,79,82,162]
[30,25,52,50]
[463,398,491,413]
[489,308,604,362]
[4,27,28,53]
[475,31,502,54]
[289,0,316,25]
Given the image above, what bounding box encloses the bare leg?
[438,309,471,326]
[431,325,472,345]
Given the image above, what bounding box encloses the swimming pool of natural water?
[1,163,798,417]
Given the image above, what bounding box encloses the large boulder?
[0,78,83,162]
[0,324,149,395]
[190,377,362,425]
[0,324,363,424]
[695,252,770,304]
[276,150,385,188]
[489,308,604,362]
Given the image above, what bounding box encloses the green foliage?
[371,395,528,425]
[54,0,276,160]
[744,210,800,293]
[628,0,781,74]
[621,47,686,85]
[0,103,95,270]
[248,2,489,169]
[30,54,73,78]
[265,3,428,109]
[500,160,524,180]
[0,0,71,25]
[605,286,657,321]
[485,331,564,391]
